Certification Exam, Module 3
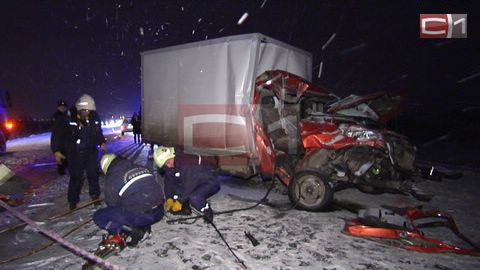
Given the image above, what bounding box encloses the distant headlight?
[344,126,379,140]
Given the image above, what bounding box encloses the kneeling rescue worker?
[93,154,164,248]
[154,146,220,223]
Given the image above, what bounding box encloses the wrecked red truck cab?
[253,70,417,211]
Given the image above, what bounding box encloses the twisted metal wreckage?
[343,206,480,256]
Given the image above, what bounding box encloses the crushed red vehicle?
[141,35,426,211]
[254,70,421,211]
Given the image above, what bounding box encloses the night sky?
[1,0,478,120]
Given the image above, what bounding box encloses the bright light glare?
[5,121,14,130]
[102,119,123,128]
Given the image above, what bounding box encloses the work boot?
[91,195,102,206]
[125,226,151,247]
[69,202,77,210]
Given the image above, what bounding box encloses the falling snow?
[261,0,267,9]
[237,12,249,25]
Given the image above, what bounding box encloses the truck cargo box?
[141,33,312,161]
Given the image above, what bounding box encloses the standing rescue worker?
[131,112,141,144]
[56,94,106,210]
[153,146,220,223]
[93,154,164,247]
[50,100,70,175]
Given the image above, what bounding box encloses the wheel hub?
[297,175,326,204]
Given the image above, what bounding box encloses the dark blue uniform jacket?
[105,157,164,213]
[163,147,217,203]
[50,110,70,153]
[52,112,105,157]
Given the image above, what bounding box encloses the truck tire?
[288,170,333,211]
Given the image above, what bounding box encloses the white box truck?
[141,33,312,176]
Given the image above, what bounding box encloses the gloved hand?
[54,151,66,164]
[164,198,174,211]
[101,143,107,154]
[171,200,183,212]
[164,198,183,213]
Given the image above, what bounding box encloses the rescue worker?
[153,146,220,223]
[50,100,69,175]
[56,94,106,210]
[131,112,141,144]
[93,154,164,247]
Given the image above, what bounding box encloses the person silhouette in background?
[131,112,142,144]
[50,100,70,175]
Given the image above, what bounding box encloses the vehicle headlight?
[344,126,379,140]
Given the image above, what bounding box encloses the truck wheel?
[288,171,333,211]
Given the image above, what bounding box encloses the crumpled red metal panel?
[343,207,480,256]
[299,120,385,149]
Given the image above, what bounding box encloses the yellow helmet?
[154,146,175,167]
[100,154,117,174]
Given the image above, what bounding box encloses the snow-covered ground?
[0,132,479,270]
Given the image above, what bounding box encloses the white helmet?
[75,94,96,111]
[153,146,175,167]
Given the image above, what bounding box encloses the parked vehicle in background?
[0,90,13,154]
[120,117,133,136]
[141,33,419,211]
